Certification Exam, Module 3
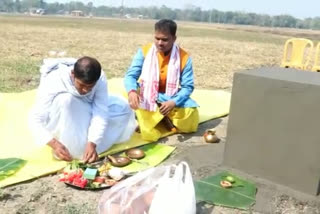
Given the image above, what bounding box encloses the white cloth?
[29,58,136,159]
[139,44,180,111]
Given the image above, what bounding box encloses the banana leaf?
[195,171,257,210]
[0,158,27,181]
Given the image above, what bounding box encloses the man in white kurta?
[29,57,136,163]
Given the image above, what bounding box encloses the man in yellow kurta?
[124,19,199,141]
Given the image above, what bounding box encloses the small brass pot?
[203,129,219,143]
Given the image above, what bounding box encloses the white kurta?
[29,58,136,159]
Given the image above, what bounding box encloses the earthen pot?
[125,148,145,159]
[107,155,131,167]
[203,129,219,143]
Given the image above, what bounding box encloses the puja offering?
[219,175,243,188]
[220,180,232,188]
[58,146,148,189]
[107,155,132,167]
[225,176,235,183]
[108,168,126,181]
[125,148,145,159]
[58,160,126,190]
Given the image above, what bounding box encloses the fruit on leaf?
[220,180,232,188]
[94,176,106,183]
[91,182,101,188]
[98,163,111,173]
[225,176,235,183]
[105,179,117,186]
[72,177,88,188]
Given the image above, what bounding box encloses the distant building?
[124,14,131,19]
[71,10,84,17]
[29,8,45,15]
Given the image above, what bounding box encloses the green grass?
[0,59,39,92]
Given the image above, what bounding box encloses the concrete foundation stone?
[223,67,320,195]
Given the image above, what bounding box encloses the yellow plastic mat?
[0,78,231,188]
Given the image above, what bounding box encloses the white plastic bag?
[98,162,196,214]
[149,162,196,214]
[98,166,165,214]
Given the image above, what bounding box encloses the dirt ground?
[1,116,320,214]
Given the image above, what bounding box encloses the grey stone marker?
[223,67,320,196]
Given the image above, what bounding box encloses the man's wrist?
[47,138,57,148]
[88,141,97,148]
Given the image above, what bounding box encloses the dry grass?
[1,14,315,92]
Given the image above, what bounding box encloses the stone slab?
[223,67,320,195]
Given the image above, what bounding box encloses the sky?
[45,0,320,19]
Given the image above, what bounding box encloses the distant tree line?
[1,0,320,30]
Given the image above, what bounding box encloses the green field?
[0,15,295,92]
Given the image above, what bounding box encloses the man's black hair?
[73,56,101,84]
[155,19,177,36]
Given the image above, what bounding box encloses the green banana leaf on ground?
[0,158,27,181]
[195,171,257,210]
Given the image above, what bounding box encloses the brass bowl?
[107,155,131,167]
[125,148,145,159]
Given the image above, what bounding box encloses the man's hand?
[128,90,140,110]
[83,142,98,163]
[159,100,176,116]
[47,138,72,161]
